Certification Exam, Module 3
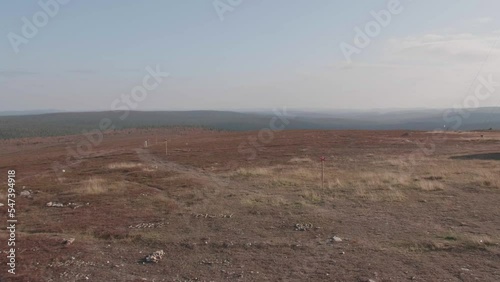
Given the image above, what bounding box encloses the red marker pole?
[320,156,326,188]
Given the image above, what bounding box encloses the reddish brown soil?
[0,129,499,281]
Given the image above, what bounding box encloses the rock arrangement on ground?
[143,250,165,263]
[46,202,65,207]
[62,238,75,246]
[20,189,34,198]
[46,202,89,209]
[19,186,41,199]
[294,223,313,231]
[128,222,166,229]
[193,213,233,218]
[67,202,88,209]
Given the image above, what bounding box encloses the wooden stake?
[321,161,324,189]
[165,140,168,156]
[320,156,326,188]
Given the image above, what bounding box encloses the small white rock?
[332,236,343,242]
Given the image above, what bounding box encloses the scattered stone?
[67,202,86,209]
[46,202,64,207]
[20,190,33,198]
[295,223,313,231]
[326,236,344,245]
[332,236,343,242]
[143,250,165,263]
[193,213,233,218]
[129,222,166,229]
[62,238,75,246]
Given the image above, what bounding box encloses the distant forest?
[0,109,499,139]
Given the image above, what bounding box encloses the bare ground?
[0,129,499,281]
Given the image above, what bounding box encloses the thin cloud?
[384,32,500,64]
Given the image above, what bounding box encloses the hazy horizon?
[3,106,500,114]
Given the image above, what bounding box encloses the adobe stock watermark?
[340,0,409,64]
[443,74,498,130]
[7,0,71,54]
[238,107,295,160]
[400,73,497,170]
[51,65,170,180]
[213,0,244,21]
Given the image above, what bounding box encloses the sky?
[1,0,499,112]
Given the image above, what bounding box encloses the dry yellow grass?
[107,162,143,169]
[233,166,317,187]
[322,170,410,201]
[301,189,323,204]
[231,156,498,203]
[79,177,121,195]
[353,185,407,202]
[142,166,158,172]
[234,167,274,177]
[234,165,318,178]
[463,234,499,246]
[417,180,445,191]
[358,172,411,187]
[288,167,318,180]
[241,195,290,207]
[234,165,413,201]
[289,157,313,163]
[472,170,500,188]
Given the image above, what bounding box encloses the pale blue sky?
[1,0,499,111]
